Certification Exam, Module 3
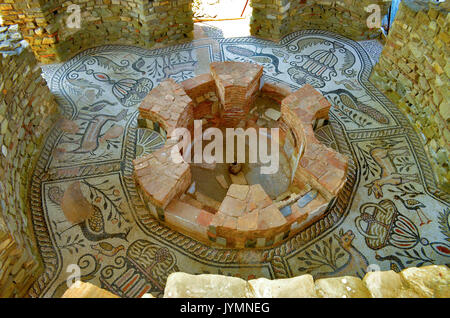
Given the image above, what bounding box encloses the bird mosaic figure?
[51,182,131,242]
[80,205,131,242]
[91,242,125,261]
[394,195,431,226]
[225,46,283,75]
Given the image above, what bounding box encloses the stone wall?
[250,0,290,40]
[3,0,393,61]
[0,230,41,297]
[370,0,449,192]
[163,265,450,298]
[62,265,450,298]
[250,0,392,41]
[0,0,194,64]
[0,25,59,296]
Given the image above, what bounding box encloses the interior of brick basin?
[187,93,293,203]
[133,61,348,249]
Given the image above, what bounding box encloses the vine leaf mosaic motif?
[30,30,449,297]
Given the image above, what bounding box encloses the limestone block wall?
[0,231,41,297]
[163,265,450,298]
[0,26,59,296]
[250,0,291,40]
[370,0,450,192]
[250,0,392,41]
[62,265,450,298]
[0,0,194,64]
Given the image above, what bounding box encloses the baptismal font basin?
[133,62,348,249]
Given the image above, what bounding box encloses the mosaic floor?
[32,29,450,298]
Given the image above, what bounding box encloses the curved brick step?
[282,84,349,201]
[138,78,193,137]
[209,184,287,248]
[133,142,191,210]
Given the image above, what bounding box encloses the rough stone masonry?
[0,0,194,64]
[250,0,392,41]
[0,25,59,297]
[370,0,450,192]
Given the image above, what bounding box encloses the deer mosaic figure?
[364,144,419,199]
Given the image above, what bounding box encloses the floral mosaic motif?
[285,39,356,88]
[313,125,337,151]
[134,128,165,158]
[438,208,450,243]
[296,229,369,279]
[30,31,449,297]
[68,56,153,107]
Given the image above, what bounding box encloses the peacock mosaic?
[30,30,449,298]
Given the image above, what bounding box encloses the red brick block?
[133,143,191,209]
[139,78,193,136]
[281,84,331,124]
[210,61,263,114]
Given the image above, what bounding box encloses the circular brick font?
[133,62,349,249]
